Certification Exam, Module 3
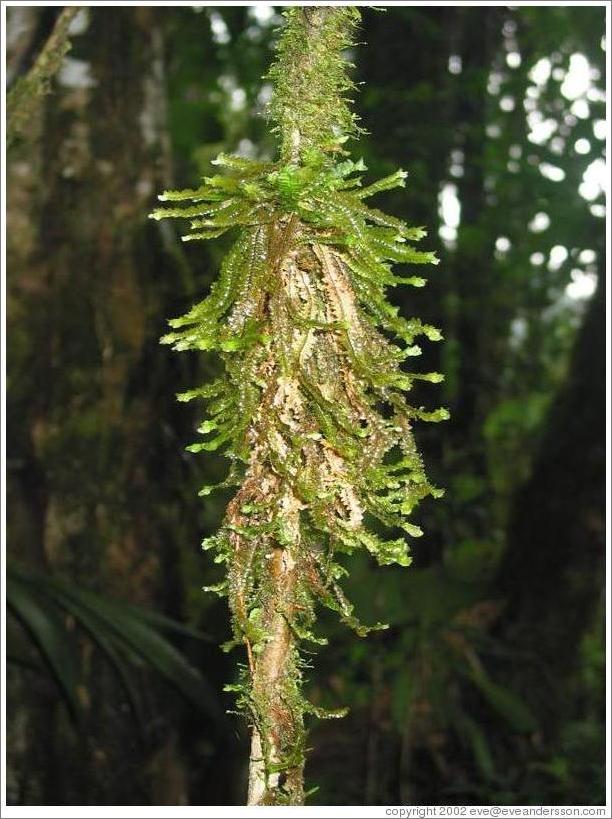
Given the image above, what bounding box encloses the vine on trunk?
[151,6,446,805]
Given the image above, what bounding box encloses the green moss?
[267,7,362,162]
[153,6,446,804]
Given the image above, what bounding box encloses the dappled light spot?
[548,245,568,272]
[587,86,605,103]
[67,7,89,35]
[438,182,460,248]
[578,249,597,264]
[58,56,95,89]
[529,57,551,86]
[571,99,590,119]
[209,10,230,44]
[574,138,591,155]
[231,88,246,109]
[249,4,276,25]
[487,70,503,95]
[506,51,521,69]
[560,54,590,100]
[566,270,597,300]
[593,120,606,140]
[503,18,517,36]
[527,112,557,145]
[439,183,460,227]
[218,74,246,111]
[539,162,565,182]
[509,316,528,346]
[257,83,273,106]
[448,54,462,74]
[439,225,457,244]
[449,148,464,178]
[528,212,550,233]
[549,136,565,155]
[579,158,606,201]
[495,236,511,254]
[236,138,256,158]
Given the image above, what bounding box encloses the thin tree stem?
[243,9,340,804]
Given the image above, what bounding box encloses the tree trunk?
[6,6,193,804]
[495,280,605,732]
[242,9,346,804]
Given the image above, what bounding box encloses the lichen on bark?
[152,6,446,805]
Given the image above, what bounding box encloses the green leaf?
[415,372,445,383]
[41,583,148,731]
[8,564,223,732]
[356,169,407,198]
[469,670,537,733]
[67,587,224,726]
[197,419,218,434]
[394,276,427,287]
[7,572,81,722]
[454,712,496,782]
[413,406,451,422]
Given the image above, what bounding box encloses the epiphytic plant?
[151,6,446,805]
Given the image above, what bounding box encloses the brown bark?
[225,220,307,805]
[246,496,302,805]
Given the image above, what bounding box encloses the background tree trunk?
[495,279,605,733]
[7,6,195,804]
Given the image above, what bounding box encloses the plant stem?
[246,491,302,804]
[232,218,307,805]
[242,10,344,803]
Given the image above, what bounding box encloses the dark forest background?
[5,4,606,807]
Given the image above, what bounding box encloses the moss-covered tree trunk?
[243,10,342,803]
[154,6,445,806]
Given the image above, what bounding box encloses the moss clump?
[152,7,446,804]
